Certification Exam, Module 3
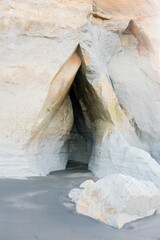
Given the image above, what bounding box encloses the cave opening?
[66,66,94,169]
[65,49,112,170]
[29,49,112,175]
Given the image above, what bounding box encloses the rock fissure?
[66,48,112,166]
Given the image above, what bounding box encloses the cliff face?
[1,0,160,178]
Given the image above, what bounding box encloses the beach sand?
[0,165,160,240]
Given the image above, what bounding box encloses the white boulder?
[76,174,160,229]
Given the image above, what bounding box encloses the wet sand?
[0,166,160,240]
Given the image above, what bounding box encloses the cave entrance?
[65,48,112,170]
[66,66,93,169]
[29,49,111,175]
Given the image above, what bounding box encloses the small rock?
[68,188,82,203]
[80,180,94,189]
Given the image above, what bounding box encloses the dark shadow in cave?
[66,76,93,169]
[66,47,112,169]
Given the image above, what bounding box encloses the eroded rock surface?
[69,174,160,229]
[89,131,160,190]
[1,0,160,178]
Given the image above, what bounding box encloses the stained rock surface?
[69,174,160,229]
[1,0,160,178]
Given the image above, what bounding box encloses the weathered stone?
[1,0,160,179]
[89,131,160,190]
[0,47,81,176]
[123,20,154,53]
[68,188,82,204]
[76,174,160,229]
[80,180,94,189]
[108,43,160,162]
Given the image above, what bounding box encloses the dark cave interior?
[66,57,110,168]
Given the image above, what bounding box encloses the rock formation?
[123,19,154,53]
[1,0,160,181]
[69,174,160,229]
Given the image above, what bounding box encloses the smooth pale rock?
[109,47,160,162]
[89,131,160,190]
[76,174,160,229]
[0,0,90,177]
[68,188,82,203]
[80,21,160,163]
[80,180,94,189]
[0,45,81,176]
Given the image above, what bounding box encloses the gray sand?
[0,166,160,240]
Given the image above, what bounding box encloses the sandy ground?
[0,165,160,240]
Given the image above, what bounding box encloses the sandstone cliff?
[1,0,160,179]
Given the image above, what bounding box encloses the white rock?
[80,180,94,189]
[89,131,160,190]
[68,188,82,203]
[76,174,160,229]
[109,47,160,162]
[1,0,160,178]
[0,0,89,177]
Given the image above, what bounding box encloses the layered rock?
[1,0,160,178]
